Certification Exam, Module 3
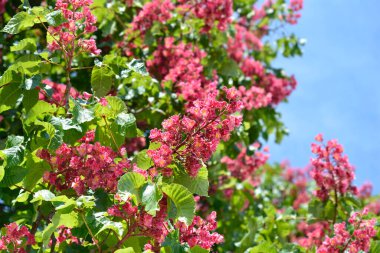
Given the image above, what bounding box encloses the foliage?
[0,0,379,252]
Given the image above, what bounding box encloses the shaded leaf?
[162,183,195,225]
[141,183,163,215]
[117,172,146,203]
[91,65,114,97]
[2,12,35,34]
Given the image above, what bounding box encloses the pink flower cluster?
[176,211,224,249]
[292,221,329,249]
[147,37,216,103]
[38,131,130,195]
[227,25,297,108]
[48,0,101,55]
[107,198,169,243]
[236,74,297,110]
[310,134,356,201]
[261,74,298,105]
[356,182,373,199]
[227,15,297,110]
[178,0,233,32]
[317,208,377,253]
[366,200,380,215]
[237,85,272,110]
[239,72,298,109]
[227,24,263,63]
[53,226,79,246]
[221,143,269,184]
[38,79,80,106]
[0,0,6,15]
[148,88,243,177]
[0,223,35,253]
[283,165,310,209]
[286,0,304,24]
[131,0,174,34]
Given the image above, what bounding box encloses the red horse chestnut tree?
[0,0,378,252]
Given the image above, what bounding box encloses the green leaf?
[45,10,66,26]
[116,112,137,138]
[42,212,80,247]
[33,120,63,151]
[0,136,25,167]
[117,172,146,203]
[141,183,163,215]
[249,241,277,253]
[23,74,41,90]
[133,150,153,170]
[308,199,325,219]
[11,38,37,52]
[22,151,50,190]
[276,221,292,237]
[24,100,56,125]
[95,96,127,119]
[71,99,95,124]
[162,232,187,253]
[23,89,39,112]
[0,68,21,86]
[114,248,135,253]
[279,243,304,253]
[51,196,76,214]
[91,65,114,97]
[2,12,35,34]
[173,166,209,196]
[31,189,56,203]
[0,77,23,113]
[51,116,82,132]
[220,58,241,78]
[13,191,30,203]
[190,246,209,253]
[0,166,28,187]
[76,195,96,209]
[0,166,4,183]
[15,54,41,76]
[94,212,125,239]
[5,135,24,147]
[162,183,195,225]
[370,240,380,253]
[127,59,148,76]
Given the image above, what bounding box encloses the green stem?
[80,212,102,252]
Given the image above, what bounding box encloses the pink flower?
[131,0,174,34]
[0,223,35,252]
[38,131,131,195]
[176,211,224,249]
[221,143,269,184]
[292,221,329,249]
[147,89,242,177]
[39,79,81,106]
[108,200,169,243]
[47,0,101,56]
[178,0,233,33]
[99,97,108,106]
[356,182,373,199]
[310,135,356,200]
[317,209,377,253]
[147,38,216,104]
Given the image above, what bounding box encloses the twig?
[0,82,11,89]
[36,16,67,55]
[102,116,120,152]
[80,212,102,252]
[71,66,94,71]
[50,233,57,253]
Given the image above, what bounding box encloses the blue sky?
[268,0,380,192]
